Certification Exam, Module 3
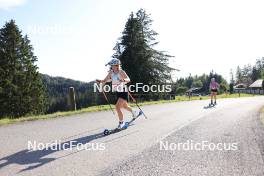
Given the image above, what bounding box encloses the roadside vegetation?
[0,93,256,125]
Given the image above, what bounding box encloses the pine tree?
[0,20,46,118]
[236,66,243,84]
[113,9,175,85]
[251,66,260,82]
[229,69,235,94]
[185,74,194,88]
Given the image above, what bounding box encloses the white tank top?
[111,71,121,85]
[111,71,126,92]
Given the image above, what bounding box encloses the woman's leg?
[210,91,213,104]
[214,92,217,103]
[115,98,124,122]
[122,100,140,118]
[122,100,133,113]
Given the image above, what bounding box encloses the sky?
[1,0,264,83]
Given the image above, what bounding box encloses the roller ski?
[103,110,143,135]
[204,101,217,109]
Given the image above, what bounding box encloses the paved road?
[0,97,264,176]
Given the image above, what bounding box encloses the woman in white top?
[96,58,141,129]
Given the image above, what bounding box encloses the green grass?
[218,93,255,98]
[0,93,258,125]
[0,105,111,125]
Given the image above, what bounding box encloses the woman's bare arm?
[96,71,112,84]
[120,70,130,83]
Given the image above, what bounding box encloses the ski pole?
[127,91,147,119]
[97,82,115,115]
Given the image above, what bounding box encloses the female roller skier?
[209,78,220,105]
[96,58,142,129]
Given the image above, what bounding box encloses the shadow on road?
[203,105,216,109]
[0,128,137,173]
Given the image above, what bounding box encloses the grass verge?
[0,93,258,125]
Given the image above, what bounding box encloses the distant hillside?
[41,74,100,113]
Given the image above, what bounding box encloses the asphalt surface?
[0,97,264,176]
